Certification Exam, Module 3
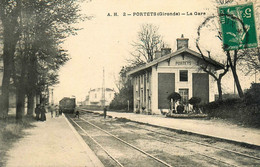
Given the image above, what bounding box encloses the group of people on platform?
[35,103,61,121]
[35,103,47,121]
[35,104,108,120]
[48,104,60,118]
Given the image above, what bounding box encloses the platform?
[6,112,104,167]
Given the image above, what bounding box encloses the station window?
[179,89,189,104]
[180,70,188,81]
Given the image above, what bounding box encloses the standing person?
[40,103,46,121]
[75,110,79,118]
[55,105,59,117]
[50,104,54,118]
[59,105,62,115]
[35,104,41,121]
[103,107,107,119]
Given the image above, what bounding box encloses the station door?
[192,73,209,104]
[158,73,175,109]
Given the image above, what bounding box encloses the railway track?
[68,111,260,166]
[79,110,260,153]
[72,117,236,166]
[127,123,260,161]
[69,117,172,167]
[125,123,260,167]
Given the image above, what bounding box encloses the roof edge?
[127,48,224,76]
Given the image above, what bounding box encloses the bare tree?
[196,15,230,100]
[239,48,260,75]
[131,23,164,63]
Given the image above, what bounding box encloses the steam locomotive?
[59,97,76,113]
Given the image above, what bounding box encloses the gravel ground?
[67,112,260,167]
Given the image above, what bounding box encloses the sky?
[53,0,260,103]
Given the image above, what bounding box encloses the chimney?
[161,48,171,56]
[177,34,189,50]
[154,50,161,59]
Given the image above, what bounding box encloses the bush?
[189,97,201,105]
[109,84,133,111]
[202,98,243,118]
[200,83,260,127]
[244,83,260,106]
[167,92,181,102]
[189,97,201,113]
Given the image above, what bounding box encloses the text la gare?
[187,12,206,16]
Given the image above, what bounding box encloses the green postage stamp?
[219,2,258,51]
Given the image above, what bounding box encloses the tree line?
[0,0,85,120]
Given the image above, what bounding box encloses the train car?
[59,97,76,113]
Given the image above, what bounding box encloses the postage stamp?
[219,2,258,50]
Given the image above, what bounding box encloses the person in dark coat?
[40,104,46,121]
[35,104,41,121]
[59,106,62,115]
[75,110,79,118]
[103,107,107,119]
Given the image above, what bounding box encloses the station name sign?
[218,3,258,50]
[175,61,192,66]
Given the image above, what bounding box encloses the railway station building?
[84,88,115,106]
[127,35,223,114]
